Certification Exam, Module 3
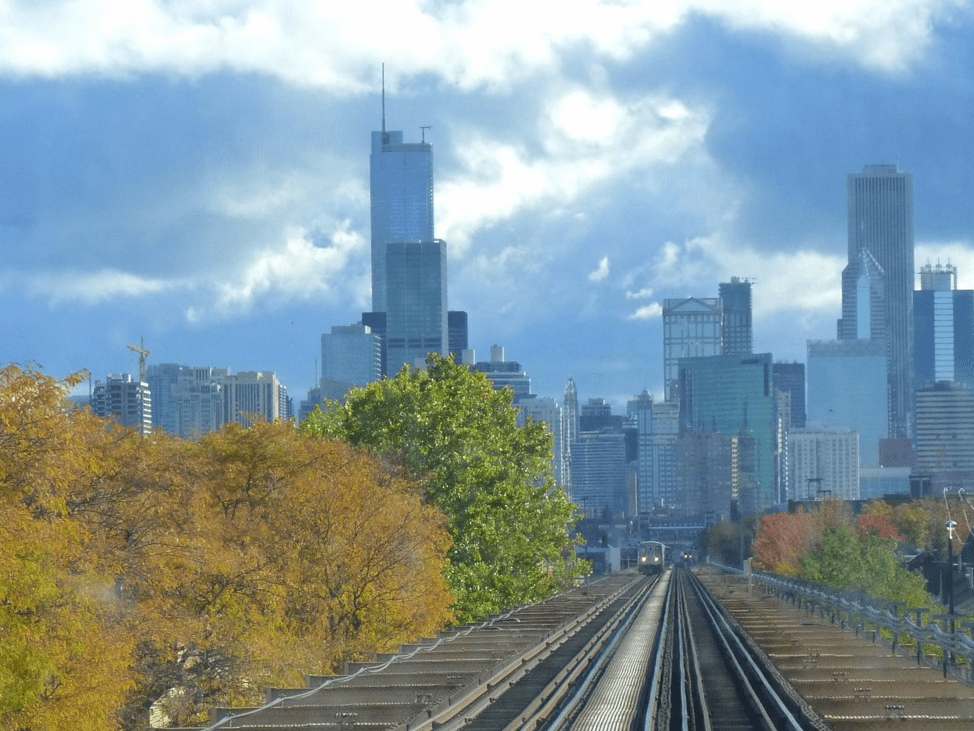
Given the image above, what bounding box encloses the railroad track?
[192,568,974,730]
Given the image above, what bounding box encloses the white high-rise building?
[517,395,564,487]
[220,371,288,426]
[174,367,229,439]
[788,428,860,501]
[92,373,152,436]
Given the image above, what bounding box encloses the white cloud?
[27,268,183,305]
[648,234,844,317]
[0,0,956,85]
[628,302,663,320]
[199,221,367,319]
[588,256,610,282]
[626,288,655,300]
[700,0,965,73]
[438,88,711,255]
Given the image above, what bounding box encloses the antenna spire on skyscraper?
[381,63,386,135]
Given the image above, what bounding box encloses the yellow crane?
[127,339,150,384]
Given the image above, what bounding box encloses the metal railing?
[748,569,974,685]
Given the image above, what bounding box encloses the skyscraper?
[719,277,753,355]
[92,373,152,436]
[321,323,382,387]
[838,164,914,438]
[370,102,434,313]
[448,310,469,363]
[788,428,860,502]
[806,339,887,468]
[914,263,974,389]
[662,297,722,402]
[629,391,678,514]
[384,240,448,374]
[678,353,776,512]
[772,361,806,429]
[562,378,578,495]
[914,381,974,491]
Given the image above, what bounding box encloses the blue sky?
[3,0,974,410]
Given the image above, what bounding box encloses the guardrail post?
[913,608,930,665]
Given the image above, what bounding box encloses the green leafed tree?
[302,353,582,621]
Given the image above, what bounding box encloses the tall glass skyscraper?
[384,241,447,374]
[677,353,776,512]
[370,129,434,313]
[838,164,914,438]
[662,297,722,402]
[914,263,974,390]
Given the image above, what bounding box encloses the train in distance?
[637,540,666,575]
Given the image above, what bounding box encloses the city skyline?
[4,2,974,409]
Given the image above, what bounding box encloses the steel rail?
[538,573,667,731]
[409,576,652,731]
[675,569,712,731]
[686,569,826,731]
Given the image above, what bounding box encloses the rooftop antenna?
[381,63,386,135]
[420,125,432,143]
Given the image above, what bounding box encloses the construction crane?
[127,339,150,384]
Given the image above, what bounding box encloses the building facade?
[662,297,722,402]
[370,128,434,313]
[147,363,186,435]
[92,373,153,436]
[570,431,628,519]
[322,323,382,387]
[678,353,776,512]
[773,361,806,429]
[472,346,532,401]
[719,277,753,355]
[787,428,860,502]
[384,240,448,374]
[173,366,228,438]
[806,339,887,468]
[562,377,579,494]
[220,371,289,427]
[448,310,469,363]
[629,391,678,514]
[838,164,914,439]
[517,395,564,487]
[914,263,974,390]
[914,381,974,492]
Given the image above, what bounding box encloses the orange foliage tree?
[751,510,817,577]
[0,365,455,730]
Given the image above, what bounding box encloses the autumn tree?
[1,365,455,729]
[302,353,581,622]
[0,365,137,730]
[94,422,454,727]
[752,510,817,577]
